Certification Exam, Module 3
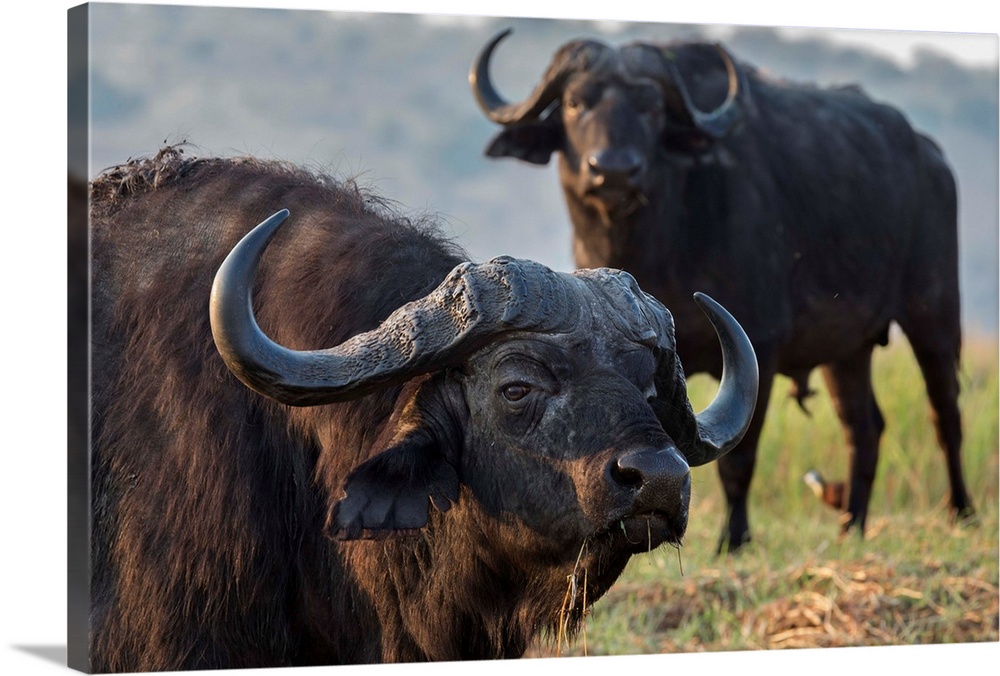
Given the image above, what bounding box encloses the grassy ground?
[528,333,999,657]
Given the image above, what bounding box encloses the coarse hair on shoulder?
[90,143,470,263]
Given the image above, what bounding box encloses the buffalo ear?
[651,351,700,454]
[324,424,459,541]
[485,121,562,165]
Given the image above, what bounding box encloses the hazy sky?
[761,26,995,68]
[424,11,999,68]
[154,0,998,67]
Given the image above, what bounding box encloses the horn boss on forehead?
[212,211,757,466]
[211,210,589,406]
[571,267,675,349]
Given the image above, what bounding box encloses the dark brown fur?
[90,152,478,669]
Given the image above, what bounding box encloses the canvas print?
[67,2,999,673]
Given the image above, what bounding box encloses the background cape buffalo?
[83,149,757,670]
[472,30,976,552]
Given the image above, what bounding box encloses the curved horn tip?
[211,209,289,297]
[691,291,725,318]
[488,27,513,50]
[470,28,513,81]
[693,290,722,307]
[211,208,292,305]
[264,208,291,227]
[691,290,758,383]
[210,207,292,338]
[685,291,759,466]
[248,208,291,242]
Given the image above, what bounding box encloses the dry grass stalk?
[556,541,590,657]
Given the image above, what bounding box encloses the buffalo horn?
[681,292,759,466]
[668,44,746,139]
[210,210,580,406]
[470,28,609,126]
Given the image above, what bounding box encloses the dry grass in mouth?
[553,524,687,657]
[556,540,590,656]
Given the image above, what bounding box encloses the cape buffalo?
[471,30,975,552]
[86,149,757,670]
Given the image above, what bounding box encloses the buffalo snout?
[582,147,648,218]
[587,148,644,187]
[608,446,691,549]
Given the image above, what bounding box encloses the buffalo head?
[471,29,750,224]
[211,209,757,573]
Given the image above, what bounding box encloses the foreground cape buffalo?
[471,30,975,552]
[87,150,757,670]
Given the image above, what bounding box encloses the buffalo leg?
[821,346,885,535]
[715,370,774,554]
[894,148,973,523]
[900,328,975,522]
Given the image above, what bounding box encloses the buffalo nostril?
[612,447,691,514]
[588,151,643,183]
[610,460,644,488]
[587,156,605,181]
[615,448,689,484]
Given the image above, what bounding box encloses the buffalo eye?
[563,88,593,115]
[501,382,532,402]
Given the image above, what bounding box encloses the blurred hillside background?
[74,2,999,336]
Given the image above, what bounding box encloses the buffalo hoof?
[715,530,751,556]
[953,505,978,528]
[836,510,868,539]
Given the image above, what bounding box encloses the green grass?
[530,333,999,657]
[684,333,998,519]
